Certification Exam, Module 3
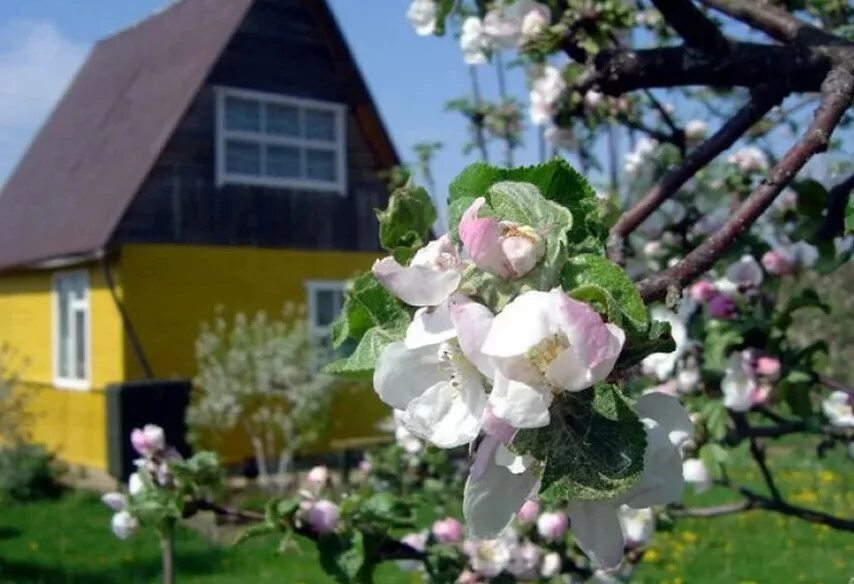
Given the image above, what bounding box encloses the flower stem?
[160,522,175,584]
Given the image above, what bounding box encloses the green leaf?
[350,493,415,528]
[324,327,402,379]
[318,532,371,584]
[774,288,830,331]
[701,400,729,441]
[458,264,525,313]
[615,319,676,370]
[331,273,411,350]
[793,179,828,221]
[561,254,648,329]
[513,385,647,502]
[702,325,744,377]
[846,197,854,234]
[447,159,603,251]
[376,185,436,265]
[233,522,280,546]
[699,443,728,472]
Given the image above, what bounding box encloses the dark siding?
[113,0,388,252]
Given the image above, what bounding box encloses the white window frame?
[52,270,91,390]
[306,280,347,341]
[215,86,347,194]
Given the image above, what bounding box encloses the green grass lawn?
[0,437,851,583]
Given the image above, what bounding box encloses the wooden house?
[0,0,397,471]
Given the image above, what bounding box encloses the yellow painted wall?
[119,244,391,461]
[0,265,125,469]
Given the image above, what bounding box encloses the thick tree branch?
[610,87,783,243]
[650,0,728,51]
[636,66,854,303]
[696,0,836,44]
[593,42,842,95]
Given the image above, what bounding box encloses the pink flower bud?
[536,511,568,541]
[307,500,339,535]
[755,356,781,379]
[707,293,735,320]
[130,424,165,457]
[306,465,328,489]
[751,383,772,407]
[761,250,794,276]
[516,499,540,524]
[689,280,717,302]
[432,517,464,544]
[459,197,545,279]
[358,459,372,474]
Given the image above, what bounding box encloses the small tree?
[188,304,338,487]
[0,343,30,444]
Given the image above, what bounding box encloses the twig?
[650,0,728,51]
[730,412,783,501]
[672,500,752,518]
[609,86,783,247]
[636,66,854,302]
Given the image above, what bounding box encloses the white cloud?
[0,21,89,184]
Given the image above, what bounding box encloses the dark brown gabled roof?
[0,0,399,271]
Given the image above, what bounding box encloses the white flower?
[306,466,329,488]
[722,352,760,412]
[519,3,551,41]
[482,1,549,47]
[624,138,658,177]
[677,367,701,394]
[464,528,517,577]
[684,119,707,141]
[822,391,854,428]
[682,458,712,492]
[461,17,490,65]
[481,289,625,429]
[583,89,603,109]
[728,146,768,172]
[641,305,692,381]
[618,505,655,546]
[506,541,543,580]
[463,437,539,538]
[391,411,423,453]
[407,0,438,36]
[540,551,562,578]
[128,472,145,496]
[373,295,493,448]
[111,510,139,540]
[725,255,764,290]
[372,235,463,307]
[529,66,565,125]
[101,492,127,512]
[567,392,691,569]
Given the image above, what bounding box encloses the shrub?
[0,442,66,503]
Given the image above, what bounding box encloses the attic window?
[216,88,347,194]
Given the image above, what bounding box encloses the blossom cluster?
[368,189,692,568]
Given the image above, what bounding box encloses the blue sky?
[0,0,548,228]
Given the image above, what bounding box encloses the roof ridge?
[99,0,185,44]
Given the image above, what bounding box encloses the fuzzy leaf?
[331,274,410,350]
[561,254,648,329]
[324,327,402,379]
[513,385,647,502]
[376,185,436,264]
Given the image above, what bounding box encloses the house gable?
[111,0,397,252]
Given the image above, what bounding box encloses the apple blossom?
[399,531,428,572]
[515,499,540,524]
[358,459,372,474]
[519,3,550,42]
[463,528,517,577]
[482,1,550,48]
[725,255,764,290]
[567,392,691,569]
[822,391,854,428]
[689,280,718,302]
[307,500,340,534]
[540,551,562,578]
[131,424,165,457]
[682,458,712,492]
[618,505,655,546]
[391,411,424,454]
[102,492,127,512]
[458,197,546,279]
[432,517,464,544]
[762,250,794,276]
[481,289,625,429]
[728,146,768,172]
[684,119,708,141]
[128,472,146,496]
[372,234,463,307]
[755,356,781,380]
[624,137,658,177]
[111,510,139,540]
[707,293,735,320]
[406,0,438,36]
[677,367,701,393]
[455,570,479,584]
[506,541,543,580]
[536,510,568,541]
[642,306,691,381]
[721,352,770,412]
[529,66,565,125]
[460,17,489,65]
[584,89,603,110]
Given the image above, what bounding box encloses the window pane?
[306,149,337,182]
[224,96,261,132]
[225,140,262,175]
[304,109,336,141]
[266,103,300,136]
[315,290,339,327]
[74,309,86,380]
[267,145,301,178]
[58,288,70,378]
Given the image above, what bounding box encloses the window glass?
[306,149,337,182]
[314,289,341,327]
[266,103,300,137]
[304,109,336,141]
[58,287,70,378]
[224,97,261,132]
[74,309,86,379]
[54,272,88,385]
[225,140,262,175]
[267,145,301,178]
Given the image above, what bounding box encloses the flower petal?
[464,451,539,539]
[482,290,558,358]
[494,443,531,475]
[373,342,441,410]
[101,492,127,512]
[459,197,513,278]
[489,370,552,429]
[448,294,495,377]
[405,301,456,349]
[621,421,684,508]
[566,500,625,569]
[372,258,461,307]
[405,375,486,448]
[633,391,693,447]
